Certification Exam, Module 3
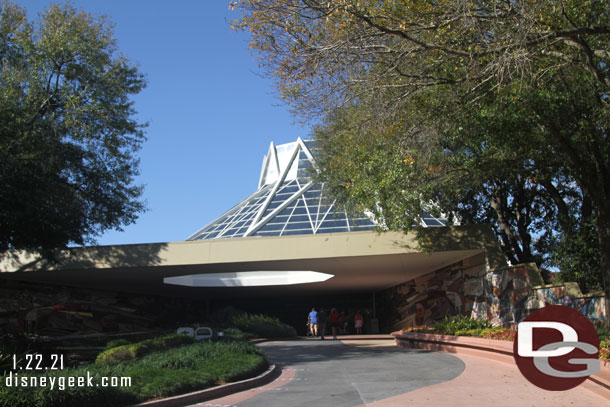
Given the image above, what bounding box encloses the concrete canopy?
[1,226,506,300]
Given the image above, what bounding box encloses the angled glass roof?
[186,138,447,241]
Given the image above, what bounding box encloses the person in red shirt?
[329,308,340,339]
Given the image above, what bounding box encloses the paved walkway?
[191,339,608,407]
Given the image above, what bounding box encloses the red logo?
[513,305,600,391]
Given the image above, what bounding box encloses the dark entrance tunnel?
[209,291,379,336]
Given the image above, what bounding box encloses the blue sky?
[17,1,310,246]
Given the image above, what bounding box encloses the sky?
[16,0,311,246]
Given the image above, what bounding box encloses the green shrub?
[597,327,610,342]
[600,347,610,362]
[431,315,491,335]
[105,339,131,350]
[210,307,297,338]
[96,345,138,364]
[596,329,610,362]
[453,328,483,337]
[482,328,517,341]
[230,313,296,338]
[1,341,267,407]
[220,327,254,341]
[403,326,433,333]
[600,339,610,362]
[96,334,194,365]
[0,335,35,375]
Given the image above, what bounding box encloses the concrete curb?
[128,363,281,407]
[393,331,610,401]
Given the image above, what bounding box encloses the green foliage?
[452,328,484,337]
[220,327,255,341]
[234,0,610,301]
[1,340,266,407]
[430,315,491,335]
[230,313,297,338]
[210,307,297,338]
[550,217,603,292]
[404,326,433,334]
[597,327,610,342]
[599,330,610,362]
[405,321,517,340]
[481,328,517,341]
[96,334,194,365]
[0,334,34,374]
[104,339,131,350]
[601,347,610,362]
[0,1,146,257]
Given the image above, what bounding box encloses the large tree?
[0,2,146,258]
[233,1,610,300]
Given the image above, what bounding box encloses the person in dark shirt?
[339,311,348,334]
[329,308,340,339]
[317,308,328,340]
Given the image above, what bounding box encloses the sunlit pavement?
[191,338,607,407]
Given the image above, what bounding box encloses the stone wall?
[378,259,607,331]
[470,263,543,327]
[527,283,607,326]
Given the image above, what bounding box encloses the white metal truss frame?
[187,138,455,242]
[244,137,316,237]
[258,141,282,189]
[185,186,268,241]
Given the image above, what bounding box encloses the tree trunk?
[597,211,610,328]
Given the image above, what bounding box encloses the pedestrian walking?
[354,310,364,335]
[329,308,340,339]
[308,308,318,337]
[339,311,348,334]
[318,308,328,340]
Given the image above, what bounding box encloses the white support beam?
[245,143,302,236]
[245,181,315,237]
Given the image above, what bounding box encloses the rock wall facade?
[378,258,607,331]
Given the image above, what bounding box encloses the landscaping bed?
[401,315,610,362]
[0,309,300,407]
[0,334,267,407]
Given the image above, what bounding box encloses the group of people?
[307,308,364,340]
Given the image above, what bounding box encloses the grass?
[0,338,267,407]
[95,333,195,365]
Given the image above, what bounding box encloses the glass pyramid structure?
[186,138,447,241]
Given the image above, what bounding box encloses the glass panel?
[318,226,349,233]
[282,229,313,236]
[260,223,284,231]
[254,230,281,236]
[188,139,449,240]
[285,221,313,230]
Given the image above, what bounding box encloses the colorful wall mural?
[377,256,489,332]
[0,279,209,336]
[528,283,607,326]
[378,259,607,332]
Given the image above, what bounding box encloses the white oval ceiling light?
[163,271,333,287]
